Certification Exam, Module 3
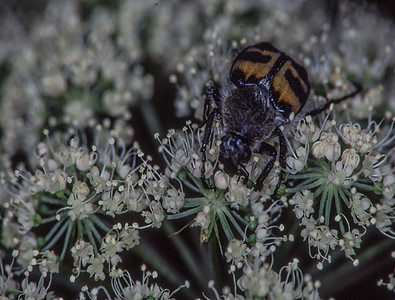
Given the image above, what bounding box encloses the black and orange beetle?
[201,42,359,191]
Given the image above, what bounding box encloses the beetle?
[200,42,360,191]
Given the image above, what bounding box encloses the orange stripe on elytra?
[231,49,281,82]
[273,60,308,113]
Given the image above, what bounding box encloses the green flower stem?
[223,208,245,237]
[213,222,222,253]
[40,195,68,205]
[77,219,84,240]
[180,178,201,193]
[43,219,69,251]
[184,197,206,207]
[217,210,235,241]
[40,215,61,224]
[313,182,325,198]
[286,178,321,194]
[231,210,249,226]
[352,181,375,191]
[83,218,102,242]
[338,188,351,206]
[167,205,202,220]
[319,185,329,218]
[333,189,345,234]
[325,186,333,226]
[84,219,99,253]
[187,172,212,198]
[61,221,74,259]
[289,172,322,179]
[43,217,65,242]
[90,214,111,232]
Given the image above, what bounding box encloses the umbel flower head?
[0,0,153,168]
[156,121,288,250]
[80,265,189,299]
[2,123,160,281]
[285,105,395,266]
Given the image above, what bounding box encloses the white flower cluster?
[2,123,178,284]
[222,246,321,300]
[287,110,395,265]
[0,0,153,168]
[79,266,189,300]
[71,224,140,282]
[156,121,286,246]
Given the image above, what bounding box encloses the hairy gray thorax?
[221,86,285,145]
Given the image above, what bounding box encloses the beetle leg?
[201,87,222,188]
[306,85,361,117]
[253,141,277,191]
[203,87,213,122]
[272,128,287,195]
[203,86,222,122]
[201,107,220,188]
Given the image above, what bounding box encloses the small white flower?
[142,201,164,228]
[21,276,48,299]
[321,132,341,161]
[286,146,308,173]
[214,170,229,189]
[87,166,111,194]
[119,226,140,250]
[350,193,372,225]
[311,140,326,159]
[194,209,211,230]
[39,250,60,275]
[100,191,124,217]
[71,240,94,267]
[73,180,90,199]
[87,255,106,281]
[341,148,360,171]
[67,193,94,221]
[162,188,185,213]
[292,190,314,219]
[340,229,363,259]
[225,239,248,266]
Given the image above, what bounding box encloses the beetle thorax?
[221,85,285,146]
